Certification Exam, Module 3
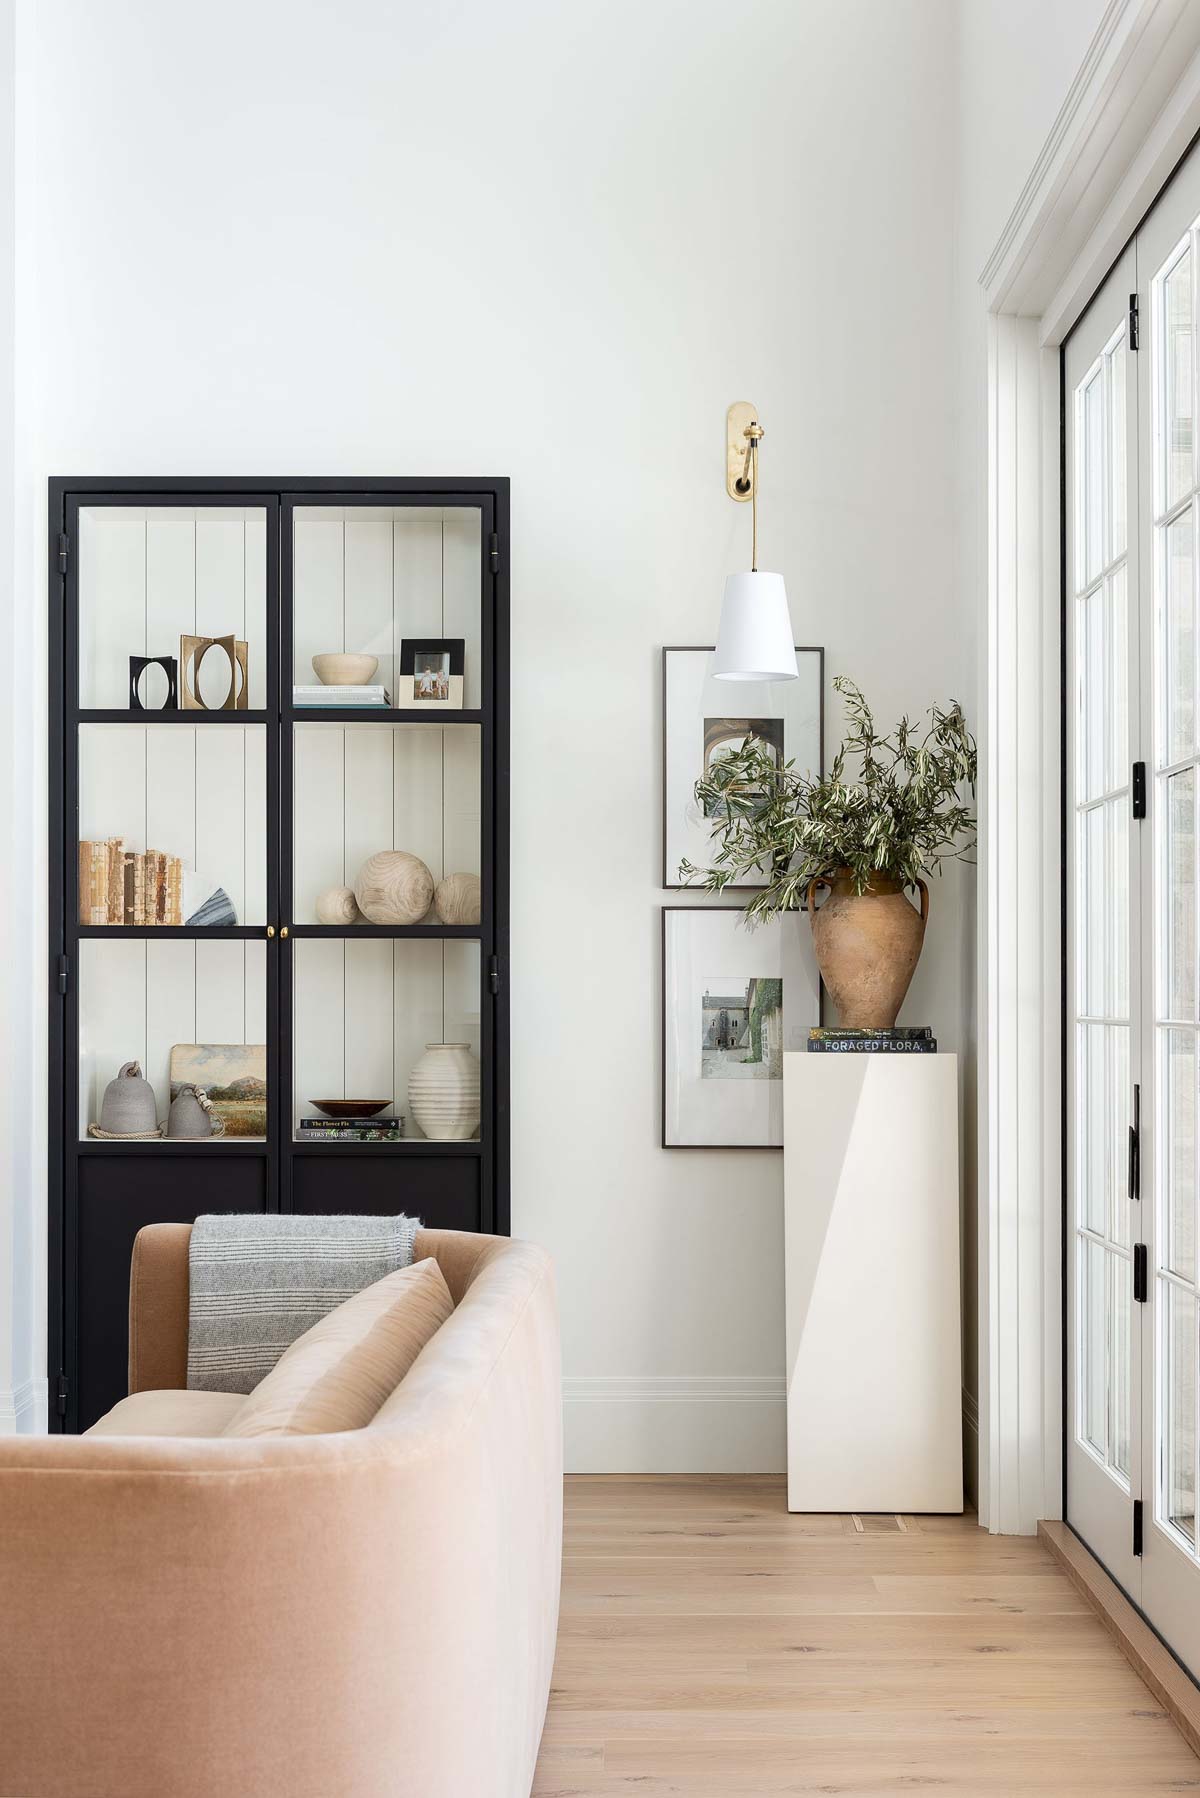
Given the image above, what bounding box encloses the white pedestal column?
[783,1053,962,1513]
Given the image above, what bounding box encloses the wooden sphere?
[435,872,481,926]
[315,884,360,926]
[354,851,434,925]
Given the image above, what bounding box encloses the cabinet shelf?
[291,923,482,939]
[290,1138,483,1156]
[78,1137,270,1156]
[76,924,265,940]
[288,707,483,725]
[79,709,270,725]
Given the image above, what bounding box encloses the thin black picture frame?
[661,645,825,891]
[661,903,821,1151]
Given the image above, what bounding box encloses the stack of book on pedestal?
[807,1026,937,1054]
[297,1116,405,1142]
[292,685,391,709]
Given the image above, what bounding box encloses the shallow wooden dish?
[309,1099,391,1119]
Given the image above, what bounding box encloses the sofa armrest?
[128,1223,192,1393]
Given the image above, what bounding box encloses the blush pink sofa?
[0,1225,562,1798]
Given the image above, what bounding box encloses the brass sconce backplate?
[726,401,760,502]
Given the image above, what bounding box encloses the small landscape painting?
[170,1042,267,1137]
[701,978,783,1080]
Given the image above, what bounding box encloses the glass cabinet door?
[283,500,493,1222]
[71,500,276,1148]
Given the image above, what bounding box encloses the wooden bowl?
[312,653,379,686]
[309,1099,391,1119]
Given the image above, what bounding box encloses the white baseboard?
[563,1375,786,1474]
[0,1377,46,1434]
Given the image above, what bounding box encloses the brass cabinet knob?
[280,926,289,940]
[266,925,275,939]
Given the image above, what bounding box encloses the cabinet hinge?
[1128,1083,1140,1201]
[1129,293,1140,351]
[489,532,500,574]
[56,1372,69,1417]
[57,532,69,575]
[1133,1243,1148,1304]
[1133,1498,1144,1557]
[488,954,501,995]
[1132,761,1146,819]
[56,953,69,996]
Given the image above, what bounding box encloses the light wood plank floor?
[532,1476,1200,1796]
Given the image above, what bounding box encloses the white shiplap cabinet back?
[78,939,266,1139]
[292,506,482,707]
[79,506,267,709]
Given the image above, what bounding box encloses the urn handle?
[805,876,829,916]
[914,876,929,923]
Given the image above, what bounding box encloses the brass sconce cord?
[735,421,765,571]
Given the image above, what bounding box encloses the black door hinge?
[1128,1083,1140,1201]
[56,954,69,996]
[1129,293,1140,351]
[488,954,501,995]
[57,532,69,575]
[1133,1243,1148,1303]
[489,532,500,574]
[56,1372,68,1417]
[1132,761,1146,819]
[1133,1498,1144,1557]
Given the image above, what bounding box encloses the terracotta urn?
[806,868,929,1029]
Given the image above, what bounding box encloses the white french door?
[1066,145,1200,1673]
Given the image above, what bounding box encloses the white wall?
[1,0,1093,1472]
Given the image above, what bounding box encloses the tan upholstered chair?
[0,1225,562,1798]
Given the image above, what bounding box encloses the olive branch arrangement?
[679,677,978,924]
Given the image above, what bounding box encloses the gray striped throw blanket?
[187,1212,421,1393]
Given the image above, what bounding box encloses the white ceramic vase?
[408,1043,480,1141]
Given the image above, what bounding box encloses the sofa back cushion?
[223,1257,453,1437]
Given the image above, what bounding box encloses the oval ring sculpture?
[434,871,481,926]
[354,850,434,926]
[315,884,361,926]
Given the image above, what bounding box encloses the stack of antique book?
[807,1026,937,1054]
[78,838,184,926]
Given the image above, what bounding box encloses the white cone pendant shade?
[713,571,799,682]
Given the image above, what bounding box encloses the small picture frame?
[398,638,465,708]
[129,655,179,712]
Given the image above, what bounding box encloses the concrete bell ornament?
[96,1061,159,1137]
[166,1083,226,1140]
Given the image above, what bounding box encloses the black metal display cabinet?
[48,477,510,1431]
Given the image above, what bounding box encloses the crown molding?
[980,0,1200,330]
